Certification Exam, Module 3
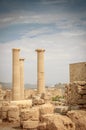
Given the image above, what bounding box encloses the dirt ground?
[0,122,24,130]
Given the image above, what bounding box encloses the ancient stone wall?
[65,81,86,109]
[70,62,86,82]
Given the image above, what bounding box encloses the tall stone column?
[19,58,25,100]
[35,49,45,94]
[12,48,20,100]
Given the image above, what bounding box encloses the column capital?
[35,49,45,52]
[12,48,20,51]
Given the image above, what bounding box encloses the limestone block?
[38,122,46,130]
[1,106,9,120]
[41,114,75,130]
[22,120,39,129]
[74,81,86,86]
[67,110,86,130]
[39,103,54,120]
[83,95,86,99]
[2,101,10,106]
[32,97,45,105]
[78,90,86,94]
[70,105,80,110]
[10,100,32,109]
[8,105,20,122]
[77,99,86,105]
[20,107,39,122]
[0,119,2,124]
[54,106,70,115]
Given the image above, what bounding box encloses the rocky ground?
[0,81,86,130]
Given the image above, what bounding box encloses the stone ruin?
[0,49,86,130]
[65,62,86,109]
[65,81,86,109]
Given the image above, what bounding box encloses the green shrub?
[52,95,64,101]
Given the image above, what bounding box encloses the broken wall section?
[65,81,86,109]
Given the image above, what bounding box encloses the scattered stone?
[41,114,75,130]
[67,110,86,130]
[54,106,70,115]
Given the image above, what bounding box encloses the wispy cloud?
[0,0,86,84]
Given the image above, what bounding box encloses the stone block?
[38,122,46,130]
[83,95,86,99]
[0,119,2,124]
[54,106,70,115]
[10,100,32,109]
[20,107,39,122]
[77,99,86,105]
[22,120,39,129]
[39,103,54,116]
[78,90,86,95]
[32,97,45,105]
[70,105,80,110]
[1,106,9,120]
[8,105,20,122]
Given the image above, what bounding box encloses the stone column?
[12,48,20,100]
[35,49,45,94]
[19,58,25,100]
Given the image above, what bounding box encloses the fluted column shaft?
[36,49,45,94]
[12,48,20,100]
[19,58,25,99]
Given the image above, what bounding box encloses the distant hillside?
[0,82,36,89]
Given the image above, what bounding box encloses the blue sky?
[0,0,86,85]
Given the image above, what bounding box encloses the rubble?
[67,110,86,130]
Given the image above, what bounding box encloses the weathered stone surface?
[70,105,80,110]
[0,119,2,124]
[20,107,39,122]
[39,103,54,120]
[77,99,86,105]
[38,122,46,130]
[22,120,39,129]
[65,81,86,108]
[41,114,75,130]
[78,90,86,94]
[1,106,9,120]
[10,100,32,109]
[32,96,45,105]
[67,110,86,130]
[8,105,20,122]
[54,106,69,115]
